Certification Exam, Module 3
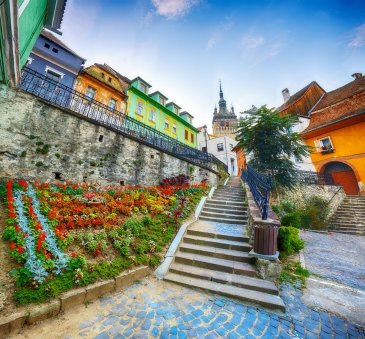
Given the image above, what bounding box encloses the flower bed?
[0,175,208,305]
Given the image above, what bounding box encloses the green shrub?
[278,226,304,258]
[281,211,301,228]
[301,196,329,230]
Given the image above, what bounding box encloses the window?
[202,146,207,153]
[108,77,112,83]
[159,97,165,106]
[86,86,96,100]
[190,133,194,143]
[99,135,104,142]
[315,137,334,154]
[172,124,177,134]
[140,83,147,94]
[101,73,105,79]
[52,47,59,53]
[164,119,169,130]
[44,43,50,49]
[184,130,189,140]
[174,106,179,114]
[217,143,224,152]
[45,69,61,82]
[109,98,117,110]
[229,143,233,151]
[136,101,144,115]
[149,109,156,122]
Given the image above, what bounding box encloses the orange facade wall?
[304,120,365,193]
[74,72,127,113]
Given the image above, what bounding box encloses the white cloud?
[152,0,201,19]
[240,34,265,50]
[206,17,234,49]
[348,23,365,48]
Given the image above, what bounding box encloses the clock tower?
[212,82,238,139]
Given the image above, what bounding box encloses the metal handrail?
[241,165,272,220]
[19,67,228,173]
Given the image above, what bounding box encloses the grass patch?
[279,260,309,286]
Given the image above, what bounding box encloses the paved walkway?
[300,230,365,328]
[300,230,365,291]
[11,275,365,339]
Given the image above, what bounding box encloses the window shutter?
[314,140,321,152]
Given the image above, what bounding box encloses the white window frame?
[159,97,165,106]
[164,119,169,130]
[140,83,147,94]
[136,101,144,116]
[314,136,334,152]
[45,66,64,79]
[109,98,117,110]
[217,143,224,152]
[172,124,177,134]
[149,109,156,122]
[85,86,96,100]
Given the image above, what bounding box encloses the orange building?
[232,145,246,177]
[73,63,130,114]
[301,73,365,195]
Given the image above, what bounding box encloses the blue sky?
[61,0,365,131]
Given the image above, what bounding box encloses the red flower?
[17,245,24,254]
[15,225,20,232]
[71,252,78,258]
[9,242,16,250]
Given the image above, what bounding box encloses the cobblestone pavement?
[300,231,365,291]
[13,276,365,339]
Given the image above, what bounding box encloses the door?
[323,162,359,195]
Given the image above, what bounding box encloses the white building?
[198,126,238,175]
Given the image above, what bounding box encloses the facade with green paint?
[0,0,66,85]
[127,77,199,148]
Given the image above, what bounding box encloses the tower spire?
[219,80,223,99]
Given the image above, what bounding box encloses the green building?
[0,0,67,86]
[127,77,199,148]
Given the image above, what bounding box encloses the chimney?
[352,72,362,80]
[282,88,290,102]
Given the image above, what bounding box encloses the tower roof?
[213,81,237,121]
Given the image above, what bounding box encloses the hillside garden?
[0,175,208,307]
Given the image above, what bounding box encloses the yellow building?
[301,73,365,195]
[73,63,129,115]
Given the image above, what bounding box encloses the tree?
[236,105,310,189]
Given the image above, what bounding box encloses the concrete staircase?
[328,195,365,236]
[164,177,285,311]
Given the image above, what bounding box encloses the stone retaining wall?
[0,85,218,186]
[279,184,346,220]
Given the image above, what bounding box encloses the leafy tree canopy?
[236,105,310,189]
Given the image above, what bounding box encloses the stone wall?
[0,85,218,186]
[279,184,346,219]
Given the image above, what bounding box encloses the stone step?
[200,211,248,221]
[202,206,247,215]
[330,220,365,226]
[212,195,245,202]
[199,216,247,225]
[186,229,249,242]
[214,190,245,196]
[183,235,251,251]
[332,213,365,219]
[174,251,256,276]
[179,243,253,262]
[206,199,246,207]
[164,273,285,311]
[168,263,278,295]
[329,224,365,230]
[329,229,365,236]
[216,189,244,194]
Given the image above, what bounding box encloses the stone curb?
[155,191,213,279]
[0,266,149,338]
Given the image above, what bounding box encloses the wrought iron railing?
[297,170,335,185]
[241,166,272,220]
[19,67,227,173]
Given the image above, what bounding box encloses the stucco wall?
[0,85,217,186]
